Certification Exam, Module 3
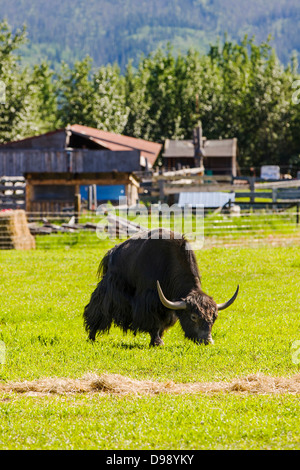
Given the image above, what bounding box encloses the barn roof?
[163,138,237,158]
[163,140,195,158]
[68,125,162,167]
[203,138,237,158]
[0,125,162,168]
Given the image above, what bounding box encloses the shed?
[1,125,162,169]
[163,135,238,177]
[0,125,162,212]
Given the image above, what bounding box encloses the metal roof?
[178,192,235,208]
[163,138,237,159]
[0,125,162,168]
[163,139,195,158]
[69,125,162,166]
[203,139,237,157]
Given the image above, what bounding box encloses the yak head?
[157,281,239,345]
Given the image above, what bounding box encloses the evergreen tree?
[0,18,299,172]
[0,21,57,142]
[56,57,129,133]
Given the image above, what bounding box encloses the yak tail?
[84,251,113,341]
[97,248,112,279]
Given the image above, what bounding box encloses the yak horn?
[157,281,187,310]
[217,285,239,311]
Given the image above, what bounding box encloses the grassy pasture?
[0,238,300,449]
[33,209,300,251]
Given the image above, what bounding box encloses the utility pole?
[193,121,205,169]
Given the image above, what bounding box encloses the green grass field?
[0,239,300,449]
[33,209,300,250]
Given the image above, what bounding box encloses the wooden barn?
[0,125,162,212]
[163,126,238,176]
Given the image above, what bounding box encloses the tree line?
[3,0,300,70]
[0,21,300,172]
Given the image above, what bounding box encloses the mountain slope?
[0,0,299,68]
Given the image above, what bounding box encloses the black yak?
[83,229,239,346]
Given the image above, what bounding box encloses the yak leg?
[149,328,165,347]
[149,314,177,347]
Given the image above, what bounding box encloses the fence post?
[249,176,255,204]
[88,184,97,211]
[92,184,97,210]
[74,193,81,224]
[158,179,165,201]
[272,188,278,212]
[297,202,300,226]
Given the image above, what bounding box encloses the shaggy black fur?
[83,228,218,346]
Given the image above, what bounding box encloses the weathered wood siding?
[0,149,141,176]
[29,201,75,214]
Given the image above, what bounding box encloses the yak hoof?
[150,337,164,347]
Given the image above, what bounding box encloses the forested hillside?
[0,0,299,69]
[1,19,300,173]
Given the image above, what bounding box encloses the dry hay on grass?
[0,210,35,250]
[1,373,300,397]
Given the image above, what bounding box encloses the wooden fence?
[0,177,25,210]
[137,168,300,209]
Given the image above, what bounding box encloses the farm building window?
[204,157,233,175]
[80,185,125,202]
[33,185,75,201]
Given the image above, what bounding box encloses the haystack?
[0,210,35,250]
[1,373,300,396]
